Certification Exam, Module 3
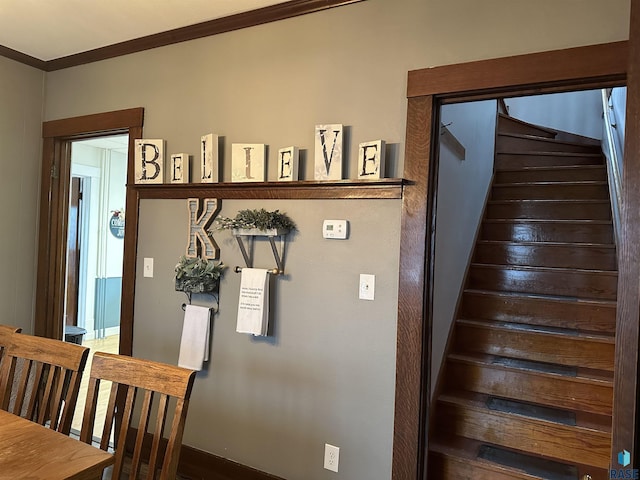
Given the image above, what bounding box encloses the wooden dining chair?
[0,333,89,435]
[80,352,196,480]
[0,324,21,359]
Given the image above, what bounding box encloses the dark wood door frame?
[35,107,144,356]
[65,176,82,327]
[392,36,638,480]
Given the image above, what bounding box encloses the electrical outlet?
[324,443,340,473]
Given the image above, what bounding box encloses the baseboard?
[178,444,286,480]
[127,427,285,480]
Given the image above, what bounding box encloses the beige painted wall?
[0,57,44,334]
[40,0,630,478]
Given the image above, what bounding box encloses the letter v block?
[186,198,220,259]
[314,124,343,180]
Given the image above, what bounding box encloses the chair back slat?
[131,389,154,479]
[0,334,88,435]
[80,352,196,480]
[162,398,189,478]
[147,393,169,480]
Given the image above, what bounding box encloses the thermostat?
[323,220,349,239]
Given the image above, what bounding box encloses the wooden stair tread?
[456,319,615,344]
[464,288,617,306]
[438,391,611,433]
[497,132,601,148]
[430,437,550,480]
[447,352,614,385]
[484,218,612,224]
[497,165,606,172]
[430,436,610,480]
[498,113,558,136]
[496,151,603,157]
[493,181,607,187]
[477,239,615,248]
[470,262,617,276]
[498,132,600,148]
[429,436,596,480]
[488,199,609,204]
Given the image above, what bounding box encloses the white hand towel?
[178,305,211,371]
[236,268,269,336]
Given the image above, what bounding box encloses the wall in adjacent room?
[41,0,630,478]
[505,90,604,139]
[0,57,44,334]
[432,100,497,396]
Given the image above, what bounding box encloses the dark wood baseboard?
[178,444,286,480]
[126,428,285,480]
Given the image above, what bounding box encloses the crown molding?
[1,0,364,72]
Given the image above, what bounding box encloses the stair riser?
[481,221,614,244]
[437,402,611,468]
[468,266,618,300]
[491,184,609,201]
[486,202,611,220]
[454,324,615,370]
[473,243,617,270]
[494,167,607,183]
[446,361,613,415]
[497,115,556,139]
[497,134,601,154]
[496,153,602,169]
[460,292,616,333]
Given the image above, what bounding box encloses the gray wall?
[0,57,44,334]
[432,100,497,396]
[39,0,630,478]
[137,198,399,479]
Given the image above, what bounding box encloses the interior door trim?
[36,107,143,357]
[393,38,635,479]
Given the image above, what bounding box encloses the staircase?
[428,113,617,480]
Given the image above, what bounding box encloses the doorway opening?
[63,134,128,434]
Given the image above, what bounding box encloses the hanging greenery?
[215,208,296,232]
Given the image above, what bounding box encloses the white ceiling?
[0,0,290,61]
[74,134,129,153]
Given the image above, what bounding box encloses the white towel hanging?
[236,268,269,336]
[178,305,211,371]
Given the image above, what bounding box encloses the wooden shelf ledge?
[131,178,405,200]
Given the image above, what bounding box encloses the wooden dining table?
[0,409,114,479]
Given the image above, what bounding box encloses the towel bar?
[234,266,281,275]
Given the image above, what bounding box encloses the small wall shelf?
[132,178,405,200]
[232,228,288,275]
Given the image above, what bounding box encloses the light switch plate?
[143,257,154,278]
[359,274,375,300]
